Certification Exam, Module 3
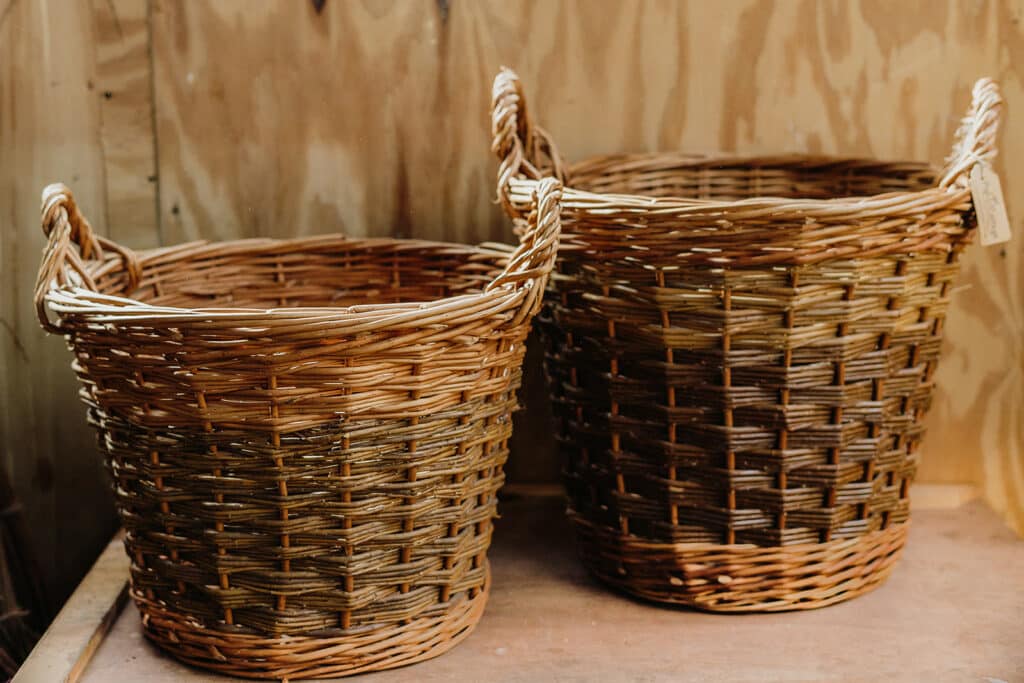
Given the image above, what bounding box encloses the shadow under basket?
[33,180,563,678]
[493,70,1004,611]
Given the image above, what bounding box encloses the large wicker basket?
[34,179,562,678]
[493,69,1003,611]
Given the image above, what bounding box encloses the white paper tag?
[969,162,1012,246]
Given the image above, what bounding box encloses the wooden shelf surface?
[17,486,1024,682]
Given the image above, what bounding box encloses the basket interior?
[567,155,937,201]
[94,239,508,310]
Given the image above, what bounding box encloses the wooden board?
[11,534,127,683]
[149,0,447,244]
[2,2,1022,611]
[0,0,124,608]
[21,489,1023,682]
[93,0,160,247]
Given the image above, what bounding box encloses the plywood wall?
[1,0,121,608]
[2,0,1022,602]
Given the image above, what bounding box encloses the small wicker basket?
[493,69,1004,611]
[34,179,562,679]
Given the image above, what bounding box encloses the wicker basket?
[493,69,1004,611]
[34,179,562,679]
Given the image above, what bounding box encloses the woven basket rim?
[36,180,564,333]
[44,235,529,328]
[493,68,1002,226]
[568,151,936,176]
[503,168,973,266]
[52,234,515,311]
[561,152,950,215]
[505,161,969,222]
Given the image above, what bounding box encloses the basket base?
[570,514,908,612]
[133,567,490,680]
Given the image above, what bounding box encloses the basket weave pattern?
[35,179,562,678]
[494,69,1002,611]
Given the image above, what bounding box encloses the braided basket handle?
[492,68,567,218]
[35,184,141,333]
[939,78,1004,188]
[485,177,562,325]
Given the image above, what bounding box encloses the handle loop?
[485,177,562,325]
[938,78,1004,188]
[35,184,142,333]
[492,67,567,218]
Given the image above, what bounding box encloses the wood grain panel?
[150,0,447,243]
[93,0,160,247]
[0,0,121,607]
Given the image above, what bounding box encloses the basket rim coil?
[493,67,1003,265]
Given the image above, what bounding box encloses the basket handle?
[491,67,567,218]
[485,177,562,325]
[34,184,142,333]
[938,78,1004,188]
